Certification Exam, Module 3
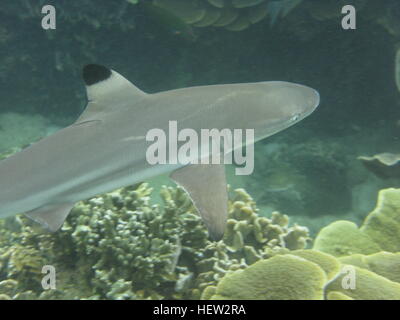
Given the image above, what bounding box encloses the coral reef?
[191,188,310,298]
[361,188,400,253]
[204,248,400,300]
[313,188,400,256]
[339,252,400,284]
[326,261,400,300]
[206,251,331,300]
[313,220,381,257]
[1,142,399,300]
[201,187,400,300]
[0,177,309,300]
[0,184,202,299]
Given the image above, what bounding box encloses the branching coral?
[0,182,310,300]
[189,188,310,298]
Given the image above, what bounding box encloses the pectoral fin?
[170,163,228,240]
[25,203,75,232]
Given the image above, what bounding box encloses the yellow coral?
[326,291,353,300]
[208,253,328,300]
[326,265,400,300]
[205,249,400,300]
[339,252,400,284]
[291,249,341,281]
[313,188,400,260]
[361,188,400,253]
[313,221,381,257]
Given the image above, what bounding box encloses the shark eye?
[291,113,300,122]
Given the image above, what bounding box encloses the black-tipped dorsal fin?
[76,64,146,124]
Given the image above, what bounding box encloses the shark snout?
[284,83,320,119]
[300,86,320,119]
[308,87,320,113]
[264,81,320,120]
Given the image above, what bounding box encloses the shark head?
[256,81,319,138]
[216,81,320,144]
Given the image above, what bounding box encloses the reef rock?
[358,153,400,179]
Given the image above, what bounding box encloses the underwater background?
[0,0,400,300]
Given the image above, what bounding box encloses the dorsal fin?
[76,64,146,123]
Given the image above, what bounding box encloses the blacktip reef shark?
[0,64,319,240]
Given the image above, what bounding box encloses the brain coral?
[207,252,329,300]
[204,249,400,300]
[313,188,400,256]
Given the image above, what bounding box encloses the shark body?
[0,65,319,239]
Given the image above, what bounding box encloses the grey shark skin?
[0,65,319,240]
